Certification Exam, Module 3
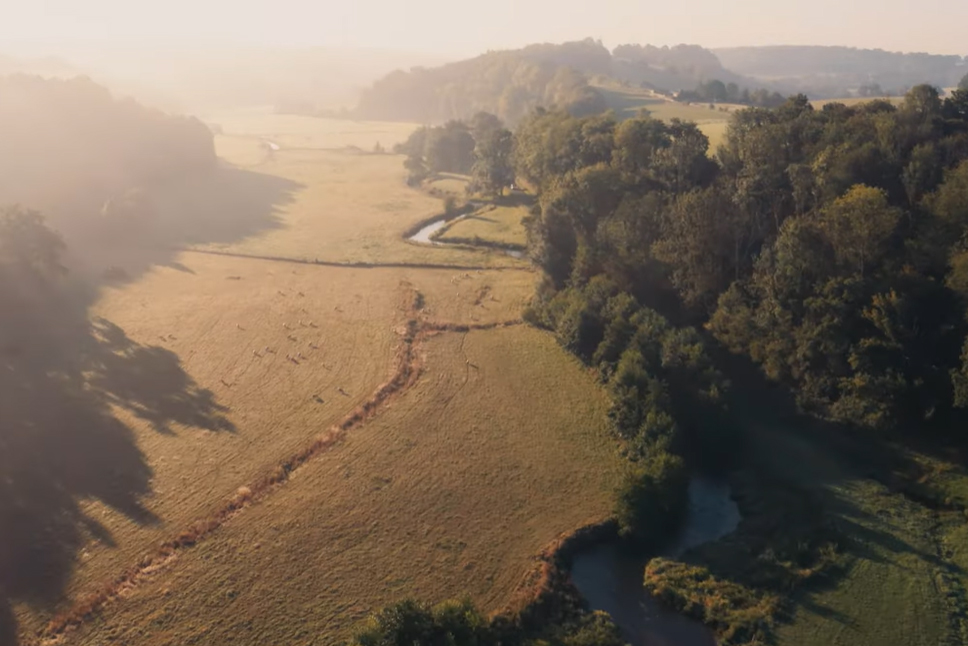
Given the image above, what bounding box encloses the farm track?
[32,281,525,646]
[179,247,533,273]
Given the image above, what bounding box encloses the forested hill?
[354,45,608,124]
[716,45,968,97]
[354,38,762,124]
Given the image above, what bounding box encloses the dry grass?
[62,327,623,646]
[427,174,470,196]
[172,148,521,269]
[437,205,529,248]
[7,114,620,646]
[699,122,730,154]
[204,110,419,152]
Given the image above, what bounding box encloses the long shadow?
[0,162,298,644]
[51,163,302,285]
[680,344,962,639]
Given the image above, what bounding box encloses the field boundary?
[178,247,532,272]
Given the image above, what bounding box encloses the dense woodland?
[519,86,968,436]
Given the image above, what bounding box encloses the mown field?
[8,111,624,646]
[66,328,622,646]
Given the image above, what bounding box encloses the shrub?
[644,559,780,646]
[614,452,689,549]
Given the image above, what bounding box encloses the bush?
[443,195,460,217]
[614,452,689,549]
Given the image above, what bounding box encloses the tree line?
[520,86,968,437]
[395,112,514,196]
[675,79,786,108]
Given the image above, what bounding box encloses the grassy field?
[7,110,624,646]
[172,139,521,268]
[437,203,529,248]
[203,111,418,152]
[592,84,732,154]
[594,83,739,123]
[65,328,622,646]
[738,421,958,646]
[427,174,470,196]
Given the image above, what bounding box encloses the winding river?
[570,478,741,646]
[408,215,525,258]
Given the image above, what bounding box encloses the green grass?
[594,84,738,124]
[427,174,470,196]
[593,83,732,155]
[739,423,953,646]
[436,204,529,248]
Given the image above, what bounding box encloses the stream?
[408,215,525,258]
[570,477,741,646]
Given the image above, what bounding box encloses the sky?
[4,0,968,57]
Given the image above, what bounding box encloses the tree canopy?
[520,85,968,436]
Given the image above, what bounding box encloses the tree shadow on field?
[0,269,235,642]
[0,150,299,643]
[55,163,302,283]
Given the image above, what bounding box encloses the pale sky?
[4,0,967,57]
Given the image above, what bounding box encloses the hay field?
[7,112,623,646]
[437,204,529,248]
[65,328,622,646]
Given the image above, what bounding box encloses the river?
[408,215,525,258]
[570,477,740,646]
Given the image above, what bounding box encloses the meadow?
[436,203,530,248]
[592,83,734,153]
[9,112,623,646]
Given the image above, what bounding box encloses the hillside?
[354,39,767,124]
[354,44,607,124]
[716,45,968,96]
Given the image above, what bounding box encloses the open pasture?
[63,327,623,646]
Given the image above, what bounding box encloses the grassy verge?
[435,204,529,249]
